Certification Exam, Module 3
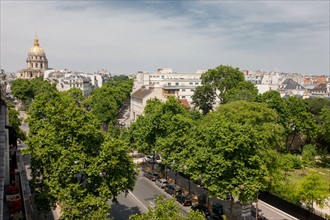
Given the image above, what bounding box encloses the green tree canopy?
[224,81,258,103]
[27,90,136,219]
[192,65,244,114]
[297,171,329,209]
[187,101,285,218]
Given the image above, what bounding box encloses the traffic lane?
[135,172,191,215]
[109,192,147,220]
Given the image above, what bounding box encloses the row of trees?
[192,65,330,153]
[9,77,136,219]
[128,65,330,219]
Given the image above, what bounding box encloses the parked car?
[143,172,159,181]
[191,204,210,219]
[176,194,192,206]
[155,179,168,188]
[144,154,161,163]
[212,203,224,216]
[165,184,182,196]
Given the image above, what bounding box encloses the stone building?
[16,34,48,79]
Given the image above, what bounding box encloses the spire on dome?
[34,33,39,46]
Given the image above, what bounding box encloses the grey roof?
[131,87,153,99]
[309,83,327,92]
[281,78,305,90]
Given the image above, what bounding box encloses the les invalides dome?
[17,34,49,79]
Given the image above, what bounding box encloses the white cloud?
[0,1,329,75]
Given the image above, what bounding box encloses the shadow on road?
[109,203,142,220]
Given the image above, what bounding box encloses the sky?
[1,1,329,75]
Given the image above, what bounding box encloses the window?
[176,83,179,86]
[181,96,186,98]
[195,82,199,85]
[182,89,186,91]
[189,82,193,85]
[191,89,194,92]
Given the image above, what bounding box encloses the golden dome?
[28,34,46,56]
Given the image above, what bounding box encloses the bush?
[302,144,317,167]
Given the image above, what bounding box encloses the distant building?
[16,34,49,79]
[279,78,306,97]
[44,69,111,97]
[308,83,328,98]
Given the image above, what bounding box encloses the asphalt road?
[109,170,191,220]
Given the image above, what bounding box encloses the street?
[109,169,191,219]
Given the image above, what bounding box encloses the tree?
[84,79,133,131]
[223,81,258,103]
[302,144,317,167]
[7,101,26,140]
[129,195,204,220]
[27,90,136,219]
[319,107,330,146]
[192,85,215,115]
[285,96,317,152]
[11,79,34,103]
[201,65,244,101]
[297,171,329,210]
[187,101,285,219]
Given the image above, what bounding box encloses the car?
[144,154,161,163]
[143,172,159,181]
[212,203,224,216]
[176,194,192,206]
[191,204,210,219]
[155,179,168,188]
[165,184,182,196]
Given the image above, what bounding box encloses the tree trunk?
[229,196,234,220]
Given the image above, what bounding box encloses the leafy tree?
[192,85,215,115]
[129,97,194,172]
[192,65,244,113]
[7,101,26,140]
[257,90,288,132]
[129,195,204,220]
[319,107,330,148]
[27,90,136,219]
[63,88,84,105]
[187,101,285,218]
[304,98,330,124]
[285,96,317,152]
[11,79,34,103]
[224,81,258,103]
[302,144,317,167]
[297,171,329,210]
[85,79,133,131]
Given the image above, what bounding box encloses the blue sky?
[1,1,329,75]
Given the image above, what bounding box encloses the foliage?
[7,101,26,140]
[84,79,133,131]
[297,171,329,209]
[192,85,215,115]
[11,79,34,102]
[304,98,330,124]
[285,96,317,151]
[129,97,194,171]
[129,195,204,220]
[11,77,56,109]
[192,65,244,114]
[187,101,285,218]
[113,74,129,81]
[224,81,258,103]
[27,90,136,219]
[302,144,317,167]
[319,107,330,146]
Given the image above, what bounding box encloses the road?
[109,169,191,220]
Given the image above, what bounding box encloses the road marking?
[148,201,155,208]
[128,191,149,212]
